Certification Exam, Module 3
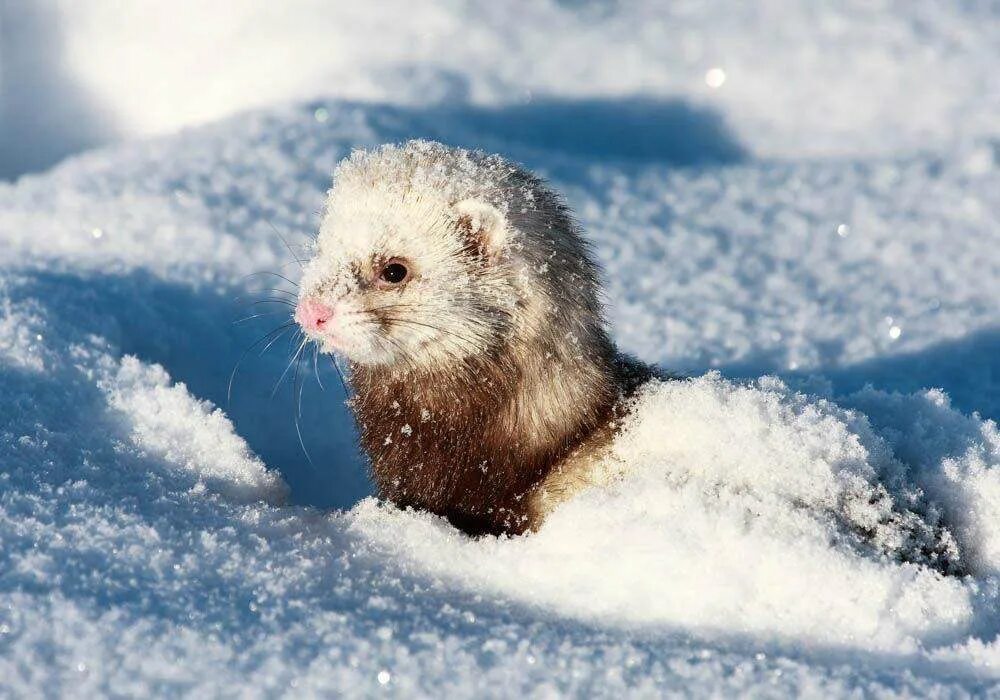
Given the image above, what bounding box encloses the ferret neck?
[348,330,620,535]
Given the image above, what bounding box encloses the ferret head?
[296,140,606,374]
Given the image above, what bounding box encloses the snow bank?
[10,0,998,164]
[353,374,1000,656]
[590,141,1000,398]
[845,387,1000,577]
[0,280,285,507]
[105,356,287,505]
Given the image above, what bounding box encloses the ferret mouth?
[295,312,381,363]
[297,321,352,356]
[295,301,432,366]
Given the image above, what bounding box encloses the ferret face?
[295,183,516,371]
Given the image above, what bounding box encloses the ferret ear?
[453,198,508,261]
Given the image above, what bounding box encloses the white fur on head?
[297,139,607,378]
[297,141,521,370]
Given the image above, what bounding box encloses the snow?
[352,375,1000,659]
[2,1,1000,696]
[5,1,1000,179]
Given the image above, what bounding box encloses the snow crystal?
[704,68,727,89]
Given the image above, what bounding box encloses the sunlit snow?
[1,1,999,696]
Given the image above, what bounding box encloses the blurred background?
[3,0,997,180]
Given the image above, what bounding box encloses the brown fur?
[351,345,657,536]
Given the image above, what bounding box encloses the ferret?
[291,140,963,577]
[295,139,660,536]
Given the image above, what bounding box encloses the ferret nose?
[295,298,334,332]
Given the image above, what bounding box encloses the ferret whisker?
[242,287,298,297]
[372,301,499,334]
[238,286,298,296]
[264,216,307,271]
[235,299,296,311]
[379,316,483,352]
[259,325,295,357]
[233,310,292,325]
[285,327,303,354]
[293,342,304,417]
[291,346,316,469]
[382,315,479,341]
[293,410,315,468]
[328,355,349,396]
[227,322,295,405]
[240,296,296,304]
[234,291,298,305]
[243,271,299,288]
[312,344,325,391]
[374,332,413,371]
[272,337,309,398]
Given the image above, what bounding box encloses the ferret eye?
[378,260,409,285]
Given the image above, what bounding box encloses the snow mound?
[0,283,286,508]
[845,387,1000,577]
[353,373,1000,656]
[105,356,287,505]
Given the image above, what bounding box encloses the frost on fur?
[295,140,634,536]
[298,140,606,375]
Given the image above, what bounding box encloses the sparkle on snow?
[705,67,727,88]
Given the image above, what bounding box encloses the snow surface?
[2,1,1000,697]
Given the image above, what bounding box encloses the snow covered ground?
[2,1,1000,696]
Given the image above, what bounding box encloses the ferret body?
[296,140,658,535]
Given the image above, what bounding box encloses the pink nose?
[295,298,334,332]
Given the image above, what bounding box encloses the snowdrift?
[2,1,1000,691]
[356,374,1000,654]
